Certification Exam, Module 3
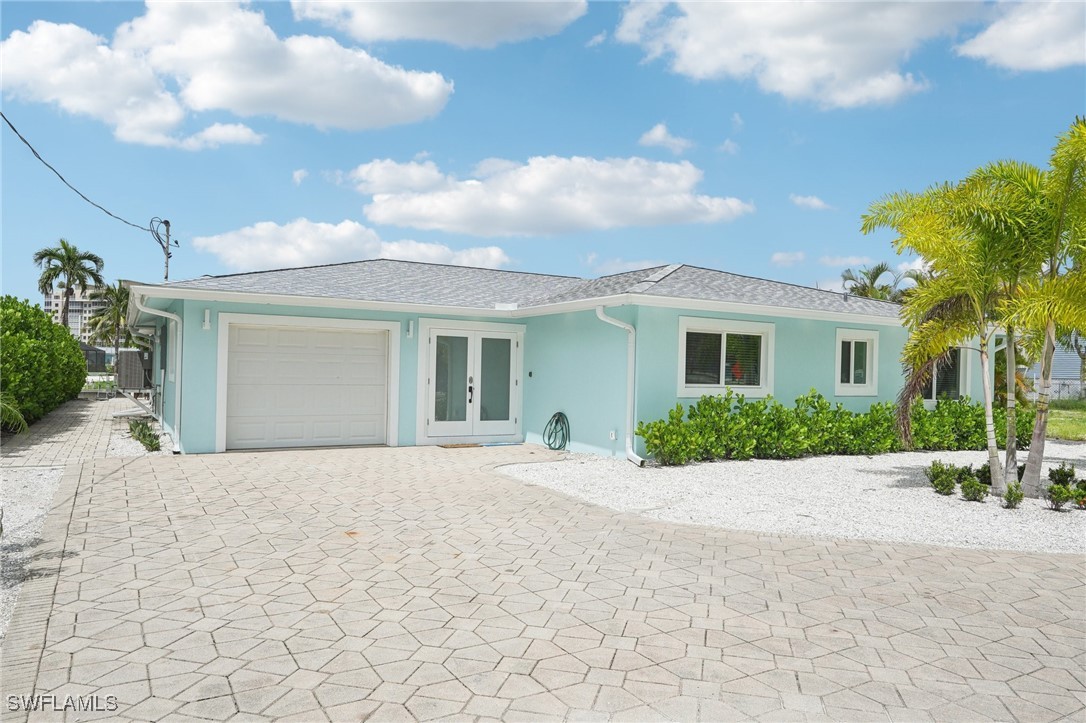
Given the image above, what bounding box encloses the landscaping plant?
[1003,482,1024,509]
[925,461,957,496]
[960,474,988,502]
[1045,484,1074,511]
[1047,462,1077,488]
[128,419,161,452]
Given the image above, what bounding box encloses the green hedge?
[636,389,1035,466]
[0,296,86,426]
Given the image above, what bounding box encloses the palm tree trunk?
[1022,322,1056,497]
[978,335,1005,495]
[1003,327,1018,490]
[60,285,73,329]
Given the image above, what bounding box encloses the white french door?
[427,329,519,438]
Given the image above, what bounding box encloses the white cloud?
[349,159,447,194]
[292,169,309,186]
[179,123,264,151]
[586,31,607,48]
[356,156,754,236]
[638,122,693,154]
[896,257,927,274]
[957,1,1085,71]
[790,194,832,210]
[719,139,740,155]
[770,251,805,267]
[731,112,744,132]
[615,2,978,108]
[291,0,587,48]
[0,3,452,147]
[192,218,509,271]
[820,255,873,267]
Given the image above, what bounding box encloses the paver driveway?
[3,444,1084,722]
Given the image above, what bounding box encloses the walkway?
[2,442,1082,721]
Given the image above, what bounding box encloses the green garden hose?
[543,411,570,451]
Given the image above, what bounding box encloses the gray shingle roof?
[161,258,901,318]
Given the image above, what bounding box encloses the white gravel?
[503,442,1086,555]
[1,414,171,642]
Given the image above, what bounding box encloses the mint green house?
[125,260,988,461]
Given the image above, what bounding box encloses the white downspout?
[133,294,183,453]
[595,306,646,467]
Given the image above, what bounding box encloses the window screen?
[852,341,868,385]
[724,333,761,386]
[840,341,852,384]
[685,332,721,385]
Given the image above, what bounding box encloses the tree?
[862,181,1010,493]
[86,282,132,385]
[999,118,1086,496]
[34,238,105,330]
[840,262,906,302]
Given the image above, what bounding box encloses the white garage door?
[226,324,388,450]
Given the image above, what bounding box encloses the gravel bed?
[107,416,173,458]
[503,442,1086,554]
[0,466,64,643]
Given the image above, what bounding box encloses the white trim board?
[215,313,401,453]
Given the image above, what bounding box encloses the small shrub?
[960,474,988,502]
[636,405,697,466]
[926,460,957,495]
[1003,482,1024,509]
[1045,484,1074,511]
[1048,462,1076,487]
[1074,488,1086,510]
[128,418,161,452]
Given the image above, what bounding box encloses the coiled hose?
[543,411,570,450]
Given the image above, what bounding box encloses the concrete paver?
[1,428,1083,720]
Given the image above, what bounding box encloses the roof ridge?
[626,263,683,294]
[675,263,903,308]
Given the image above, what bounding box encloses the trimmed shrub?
[0,296,85,426]
[1045,484,1074,511]
[1048,462,1077,488]
[1074,488,1086,510]
[635,405,698,466]
[961,474,988,502]
[1003,482,1024,509]
[926,461,957,495]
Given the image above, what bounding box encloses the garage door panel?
[226,324,388,449]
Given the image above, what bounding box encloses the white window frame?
[677,317,774,398]
[922,345,971,406]
[835,328,879,397]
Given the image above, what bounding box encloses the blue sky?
[2,1,1084,303]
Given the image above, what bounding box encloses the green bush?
[1074,488,1086,510]
[1048,462,1077,487]
[1045,484,1074,511]
[925,460,957,495]
[128,418,161,452]
[0,296,86,426]
[960,474,988,502]
[636,390,1020,466]
[1003,482,1024,509]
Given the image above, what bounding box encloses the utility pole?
[150,217,177,280]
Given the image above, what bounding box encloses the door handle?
[468,384,474,404]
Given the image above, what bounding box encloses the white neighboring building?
[43,286,108,343]
[1029,347,1084,400]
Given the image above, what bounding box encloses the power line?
[1,110,151,232]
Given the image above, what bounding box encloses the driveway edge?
[1,461,84,712]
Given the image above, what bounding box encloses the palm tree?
[998,117,1086,496]
[862,181,1010,493]
[86,283,132,385]
[34,239,105,330]
[840,262,904,301]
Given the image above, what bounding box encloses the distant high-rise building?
[43,286,109,343]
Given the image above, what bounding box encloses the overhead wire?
[1,110,151,232]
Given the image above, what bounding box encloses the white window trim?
[677,317,774,398]
[922,345,973,407]
[214,313,401,453]
[835,328,879,397]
